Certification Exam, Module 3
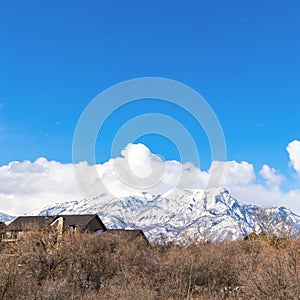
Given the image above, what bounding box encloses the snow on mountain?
[37,188,300,243]
[0,212,15,224]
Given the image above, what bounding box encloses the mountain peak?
[36,187,300,243]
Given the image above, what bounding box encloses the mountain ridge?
[0,212,15,224]
[36,187,300,243]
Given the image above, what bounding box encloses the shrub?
[0,231,300,299]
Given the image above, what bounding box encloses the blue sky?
[0,1,300,214]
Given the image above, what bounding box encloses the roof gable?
[51,214,106,232]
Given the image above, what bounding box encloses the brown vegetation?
[1,230,300,299]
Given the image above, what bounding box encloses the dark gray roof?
[102,229,149,243]
[6,216,56,231]
[6,214,106,232]
[53,214,104,231]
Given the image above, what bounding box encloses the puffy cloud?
[93,144,207,197]
[0,144,209,214]
[214,160,255,186]
[121,143,155,178]
[0,158,82,215]
[287,140,300,174]
[1,142,300,215]
[259,164,284,187]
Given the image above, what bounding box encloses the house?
[100,229,149,246]
[1,214,150,246]
[2,214,107,242]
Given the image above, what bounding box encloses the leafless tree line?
[1,229,300,299]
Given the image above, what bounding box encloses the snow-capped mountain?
[0,212,15,224]
[38,188,300,243]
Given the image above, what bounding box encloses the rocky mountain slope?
[38,188,300,243]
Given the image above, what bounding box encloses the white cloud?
[259,164,284,187]
[1,142,300,216]
[228,184,300,215]
[121,143,155,178]
[215,160,255,186]
[92,143,207,197]
[0,144,209,215]
[287,140,300,174]
[0,158,82,215]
